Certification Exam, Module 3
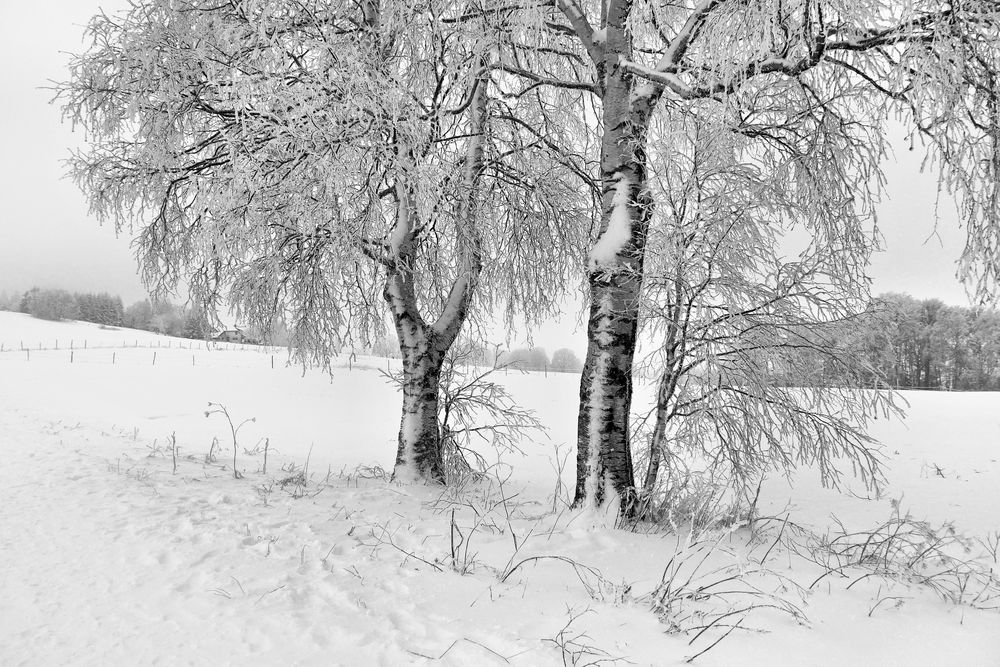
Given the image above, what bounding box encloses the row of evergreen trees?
[1,288,211,340]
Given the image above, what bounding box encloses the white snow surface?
[1,311,999,665]
[589,175,633,271]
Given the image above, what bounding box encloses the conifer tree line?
[1,287,211,340]
[12,287,124,326]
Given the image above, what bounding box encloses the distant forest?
[841,293,1000,391]
[368,335,584,374]
[3,289,998,388]
[0,287,212,340]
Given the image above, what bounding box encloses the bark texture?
[575,276,642,509]
[641,287,686,505]
[573,0,661,513]
[386,73,487,483]
[641,409,669,500]
[387,273,447,482]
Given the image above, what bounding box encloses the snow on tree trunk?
[573,5,660,514]
[575,166,651,513]
[384,269,448,483]
[575,263,642,511]
[385,73,486,483]
[395,328,445,483]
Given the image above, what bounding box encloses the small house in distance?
[212,327,258,345]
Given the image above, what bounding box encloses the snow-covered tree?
[634,111,901,517]
[60,0,589,481]
[123,300,154,331]
[551,347,583,372]
[490,0,1000,510]
[20,288,80,321]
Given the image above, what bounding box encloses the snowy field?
[1,310,998,666]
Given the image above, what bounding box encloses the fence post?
[152,351,157,366]
[71,350,74,364]
[113,352,116,365]
[192,355,195,366]
[26,349,30,361]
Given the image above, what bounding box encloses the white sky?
[0,0,975,355]
[0,0,143,302]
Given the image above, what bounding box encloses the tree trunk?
[384,72,486,483]
[572,8,661,513]
[573,160,655,513]
[576,273,642,509]
[641,407,669,504]
[384,266,445,482]
[393,310,446,483]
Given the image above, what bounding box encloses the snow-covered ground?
[1,311,998,665]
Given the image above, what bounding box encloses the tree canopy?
[61,0,590,364]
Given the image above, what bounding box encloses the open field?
[1,311,998,665]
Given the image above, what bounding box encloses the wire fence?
[0,337,265,353]
[8,340,965,389]
[0,337,430,375]
[0,338,585,380]
[0,337,290,369]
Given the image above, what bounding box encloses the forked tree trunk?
[385,72,487,483]
[388,285,447,482]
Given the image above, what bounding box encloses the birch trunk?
[641,409,669,501]
[642,293,685,506]
[386,73,487,483]
[576,272,642,509]
[397,346,444,478]
[387,272,447,482]
[573,0,661,513]
[574,167,653,511]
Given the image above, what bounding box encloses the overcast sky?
[0,0,976,352]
